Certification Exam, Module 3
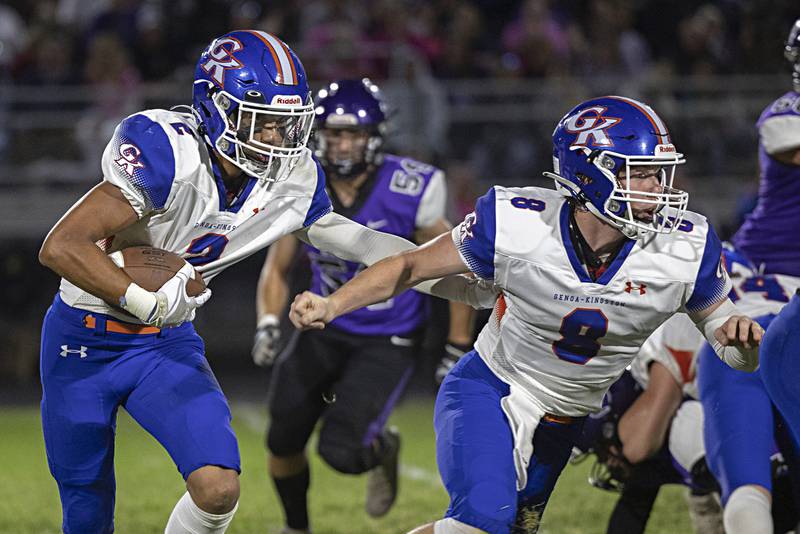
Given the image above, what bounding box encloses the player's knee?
[186,466,240,514]
[266,421,307,457]
[317,435,373,474]
[432,517,487,533]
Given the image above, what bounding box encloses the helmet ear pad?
[556,148,627,220]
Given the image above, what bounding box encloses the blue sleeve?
[686,222,731,313]
[104,114,175,212]
[303,158,333,227]
[454,187,496,280]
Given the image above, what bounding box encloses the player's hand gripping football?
[252,314,282,367]
[714,315,765,350]
[152,263,212,327]
[289,291,334,330]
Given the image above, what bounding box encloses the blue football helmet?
[547,96,688,238]
[786,19,800,92]
[313,78,388,179]
[192,30,314,182]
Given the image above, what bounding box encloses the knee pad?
[669,400,706,475]
[724,485,772,534]
[266,419,308,457]
[316,437,374,474]
[433,518,486,534]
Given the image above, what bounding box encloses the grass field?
[0,400,692,533]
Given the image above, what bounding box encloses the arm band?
[120,282,160,324]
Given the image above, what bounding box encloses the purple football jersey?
[732,91,800,276]
[306,154,441,336]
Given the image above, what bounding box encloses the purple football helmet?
[313,78,388,179]
[192,31,314,182]
[786,19,800,92]
[547,96,688,238]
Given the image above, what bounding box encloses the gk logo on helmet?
[202,37,244,87]
[115,143,145,176]
[565,106,621,148]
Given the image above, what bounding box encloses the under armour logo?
[565,106,621,148]
[624,281,647,295]
[202,36,243,87]
[115,143,145,176]
[60,345,88,358]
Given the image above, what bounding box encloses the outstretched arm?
[295,212,496,308]
[290,232,469,329]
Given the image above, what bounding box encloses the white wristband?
[694,299,759,372]
[121,283,160,324]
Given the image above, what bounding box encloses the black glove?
[252,315,282,367]
[436,341,472,384]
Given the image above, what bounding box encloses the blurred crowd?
[0,0,799,385]
[2,0,798,187]
[2,0,798,86]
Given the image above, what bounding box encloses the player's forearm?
[447,301,475,345]
[618,395,679,464]
[328,253,421,320]
[301,212,416,266]
[256,271,289,319]
[39,234,132,305]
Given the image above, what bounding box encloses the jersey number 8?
[552,308,608,364]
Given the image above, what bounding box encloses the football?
[115,246,206,297]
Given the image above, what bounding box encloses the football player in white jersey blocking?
[37,31,489,534]
[289,96,765,534]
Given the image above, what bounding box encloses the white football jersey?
[60,109,332,320]
[630,313,704,399]
[452,186,731,416]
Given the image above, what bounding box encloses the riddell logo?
[624,281,647,295]
[272,95,302,105]
[655,144,676,155]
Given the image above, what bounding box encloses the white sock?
[433,518,485,533]
[165,492,238,534]
[723,485,772,534]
